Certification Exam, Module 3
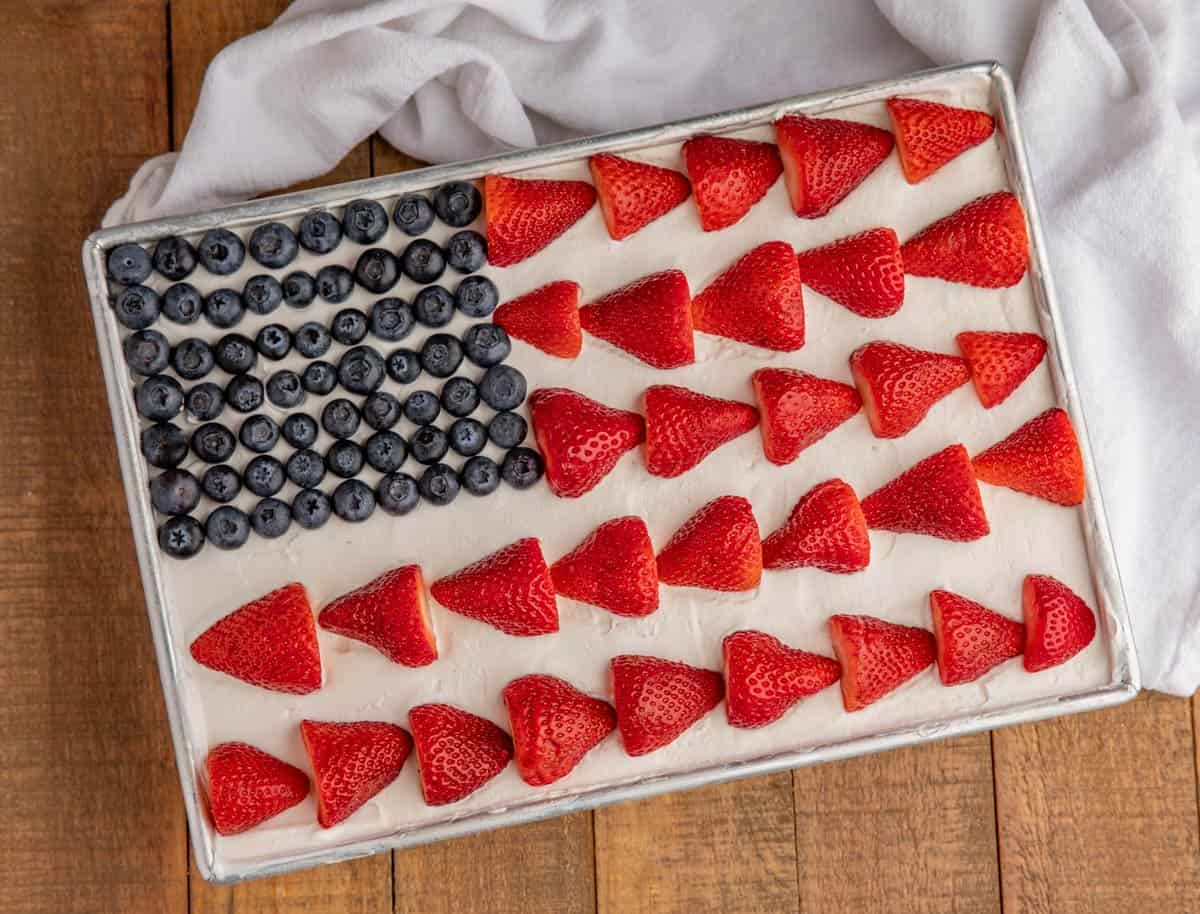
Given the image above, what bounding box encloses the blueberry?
[158,515,205,559]
[201,464,242,503]
[434,181,482,228]
[488,410,527,448]
[419,463,461,505]
[153,236,197,280]
[317,265,355,304]
[149,468,201,515]
[136,375,183,421]
[255,323,292,361]
[331,308,368,345]
[393,193,434,235]
[413,285,455,327]
[461,455,501,496]
[462,323,511,367]
[214,333,257,375]
[171,338,215,380]
[206,506,251,550]
[321,398,361,439]
[197,229,245,276]
[113,285,161,330]
[294,321,332,359]
[243,274,284,315]
[266,370,305,409]
[354,248,400,294]
[342,199,388,245]
[302,361,338,395]
[403,390,440,425]
[338,345,385,395]
[365,430,406,473]
[370,298,414,342]
[326,439,364,478]
[502,446,544,489]
[162,283,202,324]
[287,448,326,487]
[191,422,236,463]
[282,413,319,449]
[333,478,376,522]
[455,275,499,318]
[441,376,479,417]
[362,391,401,430]
[107,243,152,285]
[204,288,245,328]
[420,333,464,378]
[186,383,225,421]
[410,425,449,465]
[449,417,487,456]
[226,374,265,413]
[239,414,280,453]
[377,472,420,515]
[446,230,487,274]
[479,364,526,410]
[283,271,317,308]
[141,422,187,468]
[245,455,285,497]
[248,222,299,269]
[401,239,446,284]
[124,329,170,376]
[292,488,333,529]
[386,349,422,384]
[251,498,292,538]
[298,210,343,254]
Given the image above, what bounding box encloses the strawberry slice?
[484,174,596,267]
[829,614,935,711]
[794,227,904,318]
[901,191,1029,288]
[550,515,659,617]
[775,114,894,218]
[680,134,782,231]
[972,407,1085,506]
[861,444,990,542]
[190,582,322,694]
[409,704,513,805]
[1022,575,1097,672]
[529,387,645,498]
[493,281,582,358]
[300,719,412,828]
[644,384,759,478]
[589,153,691,240]
[761,479,870,574]
[656,495,762,592]
[956,330,1047,408]
[502,674,617,786]
[751,368,861,465]
[206,742,310,836]
[318,565,437,667]
[430,537,558,637]
[579,269,695,369]
[929,589,1024,685]
[850,340,970,439]
[692,241,805,351]
[611,655,724,756]
[723,630,841,728]
[887,97,995,184]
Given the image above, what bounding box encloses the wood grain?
[191,851,392,914]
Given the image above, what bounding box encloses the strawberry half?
[751,368,861,465]
[644,384,759,478]
[692,241,805,351]
[680,134,782,231]
[1022,574,1097,672]
[300,719,412,828]
[529,387,645,498]
[589,153,691,240]
[929,589,1024,685]
[775,114,894,218]
[409,704,513,805]
[794,227,904,318]
[611,655,724,756]
[318,565,437,667]
[901,191,1029,288]
[956,330,1047,408]
[656,495,762,592]
[206,742,310,836]
[861,444,990,542]
[850,340,971,439]
[887,97,995,184]
[430,537,558,636]
[503,674,617,786]
[579,269,695,369]
[493,281,582,358]
[484,174,596,267]
[829,614,935,711]
[761,479,870,574]
[550,515,659,617]
[190,582,322,694]
[723,631,841,728]
[972,407,1085,506]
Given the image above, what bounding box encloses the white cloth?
[105,0,1200,696]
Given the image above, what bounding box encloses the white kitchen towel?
[105,0,1200,695]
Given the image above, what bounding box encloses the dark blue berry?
[326,439,364,478]
[294,321,332,358]
[214,333,256,374]
[322,398,361,439]
[114,285,161,330]
[488,410,526,448]
[107,243,152,285]
[362,391,401,430]
[370,298,414,342]
[462,323,510,367]
[446,230,487,274]
[337,345,385,395]
[171,338,214,380]
[455,275,498,318]
[283,271,317,308]
[141,422,187,468]
[266,370,305,408]
[191,423,236,463]
[204,288,245,328]
[331,308,368,345]
[153,236,197,281]
[206,506,250,549]
[401,239,446,284]
[292,488,333,529]
[226,374,264,413]
[136,375,183,421]
[420,333,464,378]
[158,515,204,559]
[418,463,460,505]
[186,382,225,421]
[317,265,355,304]
[333,478,376,522]
[412,286,453,329]
[441,376,479,417]
[298,210,343,254]
[479,363,526,410]
[149,468,201,515]
[286,448,326,488]
[354,248,400,294]
[386,348,422,384]
[434,181,482,228]
[282,412,319,449]
[502,446,544,489]
[162,283,202,324]
[393,194,434,235]
[243,274,284,315]
[244,455,285,497]
[461,455,501,496]
[377,472,419,515]
[251,498,292,538]
[410,425,449,465]
[342,199,388,244]
[449,417,487,456]
[365,430,406,473]
[197,229,245,276]
[201,464,242,503]
[302,361,337,395]
[255,323,292,361]
[124,329,170,376]
[403,390,440,425]
[239,414,280,453]
[248,222,299,269]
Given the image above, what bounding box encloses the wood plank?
[192,852,391,914]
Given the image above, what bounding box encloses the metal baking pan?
[82,60,1139,883]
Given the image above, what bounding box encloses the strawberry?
[589,153,691,240]
[493,281,582,358]
[691,241,805,351]
[430,537,558,637]
[794,227,904,318]
[680,134,782,231]
[484,174,596,267]
[972,407,1085,506]
[502,674,617,786]
[775,114,894,218]
[611,655,724,756]
[955,330,1047,408]
[929,589,1024,685]
[850,340,970,439]
[656,495,762,592]
[644,384,759,478]
[1022,574,1097,672]
[529,387,645,498]
[861,444,990,541]
[206,742,310,836]
[723,631,841,728]
[751,368,861,465]
[550,515,659,617]
[828,614,935,711]
[299,719,412,828]
[318,565,437,667]
[190,582,322,694]
[901,191,1029,288]
[409,704,513,805]
[887,97,995,184]
[579,269,695,369]
[761,479,870,574]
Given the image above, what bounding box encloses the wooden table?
[3,3,1199,912]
